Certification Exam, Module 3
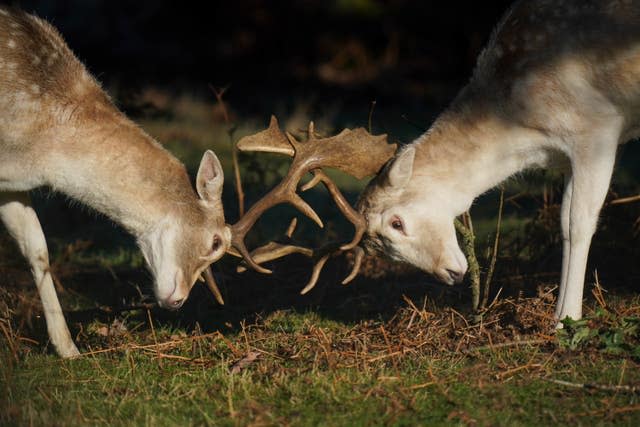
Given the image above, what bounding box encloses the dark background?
[2,0,512,116]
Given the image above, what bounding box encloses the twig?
[63,303,157,317]
[74,331,228,358]
[462,338,548,354]
[208,84,230,125]
[379,325,397,368]
[230,136,244,217]
[146,309,162,369]
[0,320,17,362]
[543,378,640,394]
[481,189,504,311]
[609,194,640,205]
[400,114,428,132]
[406,381,436,390]
[139,349,208,363]
[209,84,245,217]
[367,350,404,363]
[495,363,543,380]
[402,294,432,323]
[591,270,609,310]
[368,100,377,133]
[455,215,480,313]
[575,404,640,417]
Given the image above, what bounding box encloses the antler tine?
[298,242,360,295]
[203,266,225,305]
[233,218,311,274]
[236,242,313,273]
[300,254,331,295]
[301,169,367,251]
[229,137,325,273]
[286,217,298,238]
[307,121,315,139]
[234,216,362,294]
[230,233,273,274]
[341,246,364,285]
[229,183,323,272]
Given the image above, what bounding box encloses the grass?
[3,298,640,426]
[3,89,640,426]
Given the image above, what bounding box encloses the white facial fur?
[139,217,182,304]
[359,146,468,285]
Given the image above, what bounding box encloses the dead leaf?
[230,351,261,374]
[95,326,109,337]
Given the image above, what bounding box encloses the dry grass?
[3,262,640,425]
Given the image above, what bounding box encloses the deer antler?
[236,218,366,294]
[227,116,396,292]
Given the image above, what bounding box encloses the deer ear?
[196,150,224,203]
[387,146,415,189]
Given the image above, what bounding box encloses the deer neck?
[411,97,550,215]
[44,106,198,237]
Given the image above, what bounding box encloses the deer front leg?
[556,172,572,317]
[555,138,618,322]
[0,192,79,358]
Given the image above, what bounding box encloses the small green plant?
[557,308,640,357]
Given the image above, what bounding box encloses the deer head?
[356,145,468,285]
[137,150,230,308]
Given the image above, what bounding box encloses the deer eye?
[390,216,405,234]
[211,235,222,252]
[200,235,225,261]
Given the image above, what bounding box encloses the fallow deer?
[0,7,229,357]
[357,0,640,323]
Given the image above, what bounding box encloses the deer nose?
[446,269,464,283]
[166,297,185,310]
